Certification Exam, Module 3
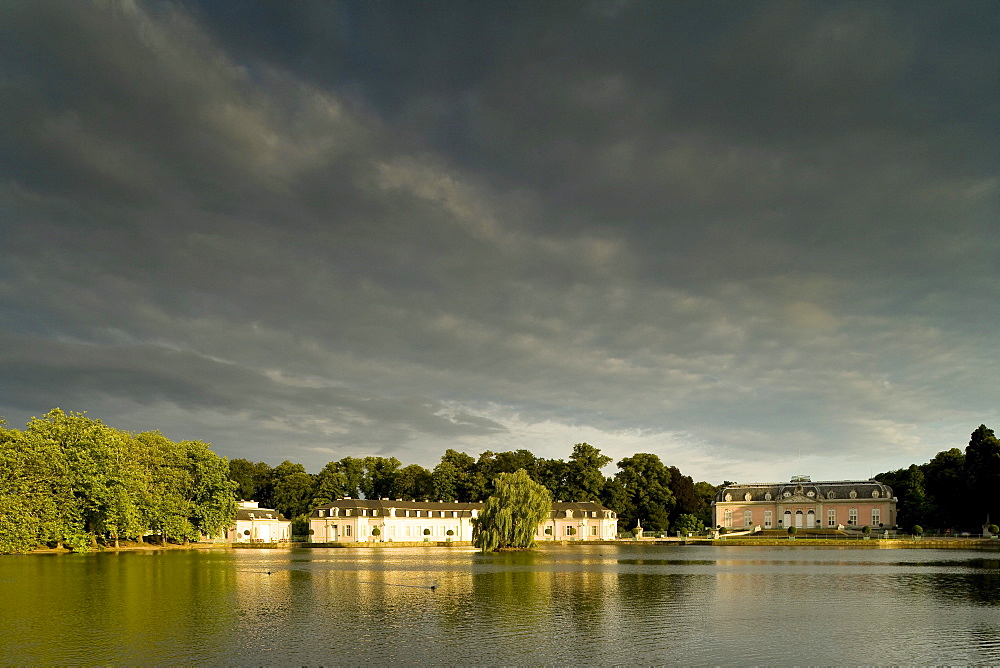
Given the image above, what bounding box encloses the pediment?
[784,493,816,503]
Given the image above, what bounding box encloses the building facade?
[226,500,292,543]
[713,476,896,530]
[309,499,618,543]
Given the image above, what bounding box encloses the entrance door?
[807,510,816,528]
[258,523,271,542]
[795,511,804,528]
[783,510,791,528]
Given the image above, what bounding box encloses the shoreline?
[13,536,1000,555]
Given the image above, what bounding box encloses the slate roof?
[311,498,616,519]
[235,507,288,521]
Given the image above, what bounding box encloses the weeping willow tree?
[473,469,552,552]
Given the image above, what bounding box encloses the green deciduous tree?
[395,464,434,500]
[473,469,552,553]
[361,456,401,500]
[673,513,705,535]
[608,453,675,532]
[965,425,1000,527]
[564,443,611,502]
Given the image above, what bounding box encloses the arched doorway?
[783,510,792,528]
[795,510,804,528]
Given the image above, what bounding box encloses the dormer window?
[764,493,772,501]
[872,490,880,498]
[806,491,815,498]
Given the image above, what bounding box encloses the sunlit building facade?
[713,476,896,530]
[226,500,292,542]
[309,499,618,543]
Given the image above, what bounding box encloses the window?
[591,525,598,536]
[744,510,753,526]
[828,509,836,526]
[345,525,351,536]
[872,509,881,526]
[848,508,858,525]
[565,525,574,536]
[764,510,772,528]
[724,509,733,527]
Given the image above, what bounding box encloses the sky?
[1,1,997,484]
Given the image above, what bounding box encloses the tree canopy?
[0,409,236,553]
[473,469,552,552]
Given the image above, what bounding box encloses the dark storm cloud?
[1,1,997,480]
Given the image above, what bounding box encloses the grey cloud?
[1,1,997,478]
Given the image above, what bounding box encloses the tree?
[433,450,478,501]
[361,456,401,500]
[692,481,721,526]
[875,464,929,529]
[923,448,966,531]
[272,463,315,520]
[564,443,611,502]
[473,469,552,552]
[673,513,705,535]
[182,439,238,539]
[395,464,434,500]
[666,466,700,524]
[431,460,461,501]
[337,457,366,499]
[965,425,1000,527]
[0,421,67,553]
[607,453,675,532]
[312,460,350,506]
[535,458,571,501]
[229,459,272,504]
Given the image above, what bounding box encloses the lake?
[2,544,998,665]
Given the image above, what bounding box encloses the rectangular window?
[828,509,836,526]
[590,525,598,536]
[565,526,573,536]
[764,510,772,528]
[872,509,881,526]
[744,510,753,526]
[345,525,351,536]
[724,509,732,527]
[849,508,858,525]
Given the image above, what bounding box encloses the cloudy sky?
[1,1,997,483]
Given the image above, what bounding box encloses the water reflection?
[2,546,1000,664]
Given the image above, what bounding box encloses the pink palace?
[713,476,897,530]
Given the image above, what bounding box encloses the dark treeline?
[876,425,1000,533]
[229,443,720,537]
[0,409,236,554]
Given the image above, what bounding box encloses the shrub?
[989,524,999,534]
[423,528,431,535]
[787,526,797,537]
[446,529,454,536]
[912,525,924,536]
[371,527,381,536]
[862,525,872,536]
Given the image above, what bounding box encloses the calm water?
[2,544,999,665]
